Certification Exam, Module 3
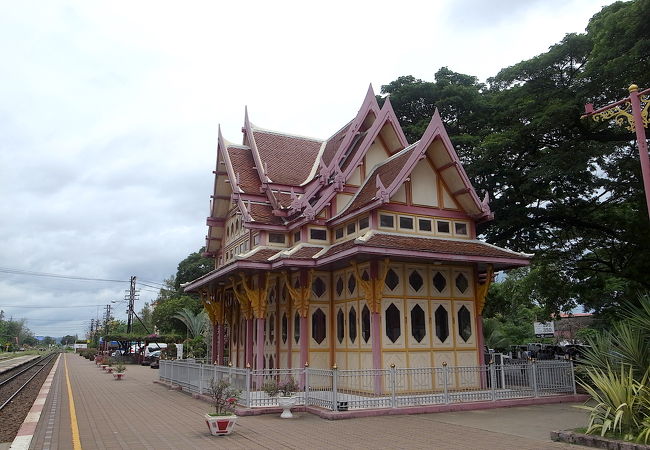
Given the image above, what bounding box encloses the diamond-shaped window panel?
[312,308,326,344]
[411,304,426,343]
[337,309,344,344]
[385,269,399,291]
[349,306,357,343]
[385,303,401,343]
[458,305,472,342]
[362,305,371,343]
[269,313,275,344]
[409,271,423,292]
[361,270,370,281]
[312,277,326,297]
[435,305,449,343]
[294,312,300,344]
[282,313,288,344]
[455,273,469,293]
[433,272,447,292]
[348,274,356,294]
[336,277,344,297]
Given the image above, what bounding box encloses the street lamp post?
[582,84,650,218]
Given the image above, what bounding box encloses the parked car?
[149,350,161,369]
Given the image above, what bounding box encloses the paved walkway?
[26,354,588,449]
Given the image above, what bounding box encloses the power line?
[0,304,107,309]
[0,267,128,283]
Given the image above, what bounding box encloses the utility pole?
[582,84,650,219]
[104,304,112,333]
[125,276,138,333]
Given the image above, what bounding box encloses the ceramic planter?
[113,373,125,380]
[205,414,237,436]
[278,396,297,418]
[106,367,114,373]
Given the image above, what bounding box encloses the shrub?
[207,378,240,416]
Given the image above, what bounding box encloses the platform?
[0,355,40,374]
[16,353,584,449]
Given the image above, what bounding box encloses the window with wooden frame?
[309,227,327,241]
[379,213,395,229]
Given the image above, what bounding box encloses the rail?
[0,352,59,411]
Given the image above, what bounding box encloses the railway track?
[0,352,59,443]
[0,352,58,410]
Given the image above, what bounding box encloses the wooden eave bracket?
[476,264,494,315]
[281,269,313,317]
[351,258,389,313]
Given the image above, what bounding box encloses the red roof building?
[184,87,530,372]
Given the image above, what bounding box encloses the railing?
[159,360,576,411]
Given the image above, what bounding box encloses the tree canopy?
[381,0,650,322]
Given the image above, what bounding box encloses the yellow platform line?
[64,354,82,450]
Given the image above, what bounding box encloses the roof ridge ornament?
[375,175,389,203]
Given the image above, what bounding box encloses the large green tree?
[381,0,650,320]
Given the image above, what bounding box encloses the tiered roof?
[190,86,529,292]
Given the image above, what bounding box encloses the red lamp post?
[582,84,650,219]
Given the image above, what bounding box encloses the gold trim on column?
[238,272,273,319]
[281,269,313,318]
[351,258,390,314]
[476,264,494,315]
[230,276,253,320]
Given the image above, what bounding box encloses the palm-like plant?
[482,317,510,352]
[173,307,208,338]
[577,365,649,440]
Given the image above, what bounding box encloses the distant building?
[184,88,530,373]
[554,313,594,343]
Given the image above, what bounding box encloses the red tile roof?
[342,145,415,214]
[244,248,282,262]
[227,146,261,194]
[359,234,526,260]
[248,203,284,226]
[253,130,322,185]
[321,121,352,167]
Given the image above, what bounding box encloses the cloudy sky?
[0,0,616,338]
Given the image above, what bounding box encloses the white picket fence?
[159,360,576,411]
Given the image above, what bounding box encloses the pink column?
[299,316,308,368]
[256,318,265,371]
[211,323,218,364]
[477,315,485,366]
[245,318,253,368]
[371,311,382,393]
[629,86,650,219]
[217,323,225,365]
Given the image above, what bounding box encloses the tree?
[381,0,650,321]
[174,248,214,290]
[61,335,77,345]
[173,307,208,338]
[152,295,201,334]
[41,336,56,346]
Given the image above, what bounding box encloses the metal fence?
[159,360,575,411]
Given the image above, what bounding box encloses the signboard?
[534,321,555,338]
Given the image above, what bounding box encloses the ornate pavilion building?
[184,87,529,373]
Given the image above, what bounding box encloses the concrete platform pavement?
[26,353,588,449]
[0,355,40,374]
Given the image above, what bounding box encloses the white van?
[144,343,167,358]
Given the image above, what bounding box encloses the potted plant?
[262,376,299,418]
[204,378,240,436]
[113,362,126,380]
[105,358,114,373]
